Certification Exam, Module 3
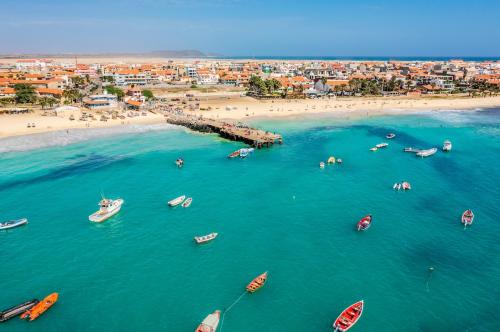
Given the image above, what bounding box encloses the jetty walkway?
[164,114,282,148]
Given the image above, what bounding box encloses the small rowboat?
[386,133,396,139]
[333,300,364,332]
[402,182,411,190]
[462,209,474,227]
[416,148,437,157]
[20,293,58,322]
[194,232,218,244]
[370,147,377,151]
[356,215,372,231]
[228,150,240,158]
[246,271,268,293]
[375,143,388,148]
[168,195,186,207]
[0,218,28,230]
[182,197,193,208]
[443,140,452,151]
[328,156,336,164]
[337,158,343,164]
[320,162,325,168]
[195,310,220,332]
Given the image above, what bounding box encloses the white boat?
[375,143,389,148]
[443,140,452,152]
[175,158,184,167]
[0,218,28,230]
[370,147,378,151]
[194,232,218,244]
[168,195,186,207]
[239,148,254,158]
[182,197,192,208]
[89,198,124,223]
[195,310,221,332]
[386,133,396,139]
[416,148,437,157]
[393,183,401,190]
[319,162,325,168]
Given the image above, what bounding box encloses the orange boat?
[20,293,58,321]
[333,300,364,332]
[246,272,268,293]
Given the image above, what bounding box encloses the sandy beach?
[1,95,499,139]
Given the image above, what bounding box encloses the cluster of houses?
[1,58,499,106]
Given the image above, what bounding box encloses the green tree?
[63,88,82,104]
[105,85,125,101]
[38,96,58,109]
[142,89,154,100]
[14,83,37,104]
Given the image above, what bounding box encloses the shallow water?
[1,109,499,331]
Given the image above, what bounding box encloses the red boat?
[228,150,240,158]
[333,300,364,331]
[461,209,474,227]
[356,215,372,231]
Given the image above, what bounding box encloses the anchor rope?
[219,291,247,332]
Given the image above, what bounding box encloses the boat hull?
[195,310,220,332]
[333,300,364,332]
[0,218,28,230]
[20,293,58,321]
[461,210,474,226]
[89,199,124,222]
[168,196,186,207]
[246,272,268,293]
[357,215,372,231]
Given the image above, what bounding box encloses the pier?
[164,114,283,148]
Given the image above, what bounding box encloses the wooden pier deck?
[164,114,282,148]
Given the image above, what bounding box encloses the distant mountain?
[0,50,223,59]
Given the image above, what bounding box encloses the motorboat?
[228,150,241,158]
[443,140,452,152]
[182,197,193,208]
[176,158,184,168]
[462,209,474,227]
[194,232,218,244]
[375,143,388,148]
[328,156,336,164]
[0,299,39,322]
[370,147,378,152]
[89,198,124,223]
[404,147,420,153]
[332,300,364,332]
[195,310,221,332]
[386,133,396,139]
[246,272,268,293]
[393,183,401,190]
[356,215,372,231]
[239,148,254,159]
[168,195,186,207]
[402,182,411,190]
[320,162,325,168]
[20,293,58,322]
[0,218,28,230]
[416,148,437,157]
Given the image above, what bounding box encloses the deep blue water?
[0,109,499,331]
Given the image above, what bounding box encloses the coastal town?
[0,57,499,139]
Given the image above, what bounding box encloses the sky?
[1,0,499,56]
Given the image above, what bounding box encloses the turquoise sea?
[1,109,499,331]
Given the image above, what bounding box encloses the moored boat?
[402,182,411,190]
[328,156,336,164]
[168,195,186,207]
[239,148,254,158]
[356,215,372,231]
[246,271,268,293]
[332,300,364,332]
[176,158,184,167]
[443,140,452,151]
[182,197,193,208]
[89,198,124,223]
[20,293,58,322]
[461,209,474,227]
[337,158,343,164]
[0,299,39,322]
[370,147,378,152]
[320,162,325,168]
[195,310,221,332]
[194,232,218,244]
[0,218,28,230]
[386,133,396,139]
[375,143,388,148]
[416,148,437,157]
